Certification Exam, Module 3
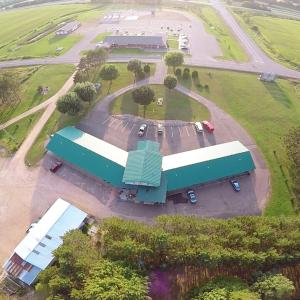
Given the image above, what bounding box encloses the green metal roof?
[163,141,255,191]
[136,174,167,204]
[122,141,162,187]
[46,127,126,187]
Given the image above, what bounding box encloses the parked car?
[194,122,203,133]
[187,189,197,204]
[157,123,163,135]
[50,161,63,173]
[230,179,241,192]
[138,124,147,137]
[202,120,214,133]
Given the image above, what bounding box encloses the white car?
[138,124,147,137]
[194,122,203,133]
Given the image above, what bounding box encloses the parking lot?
[99,9,222,59]
[79,114,215,155]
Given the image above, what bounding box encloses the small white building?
[56,21,81,36]
[2,199,87,285]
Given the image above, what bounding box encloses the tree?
[99,64,119,93]
[191,277,260,300]
[182,68,190,80]
[74,69,89,84]
[83,260,149,300]
[175,68,182,77]
[74,82,96,104]
[132,86,155,117]
[85,48,108,68]
[0,71,21,105]
[192,70,199,80]
[127,59,142,82]
[36,230,100,299]
[164,51,184,72]
[56,92,82,116]
[164,75,177,90]
[252,274,295,300]
[143,64,151,74]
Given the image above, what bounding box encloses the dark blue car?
[230,180,241,192]
[187,190,197,204]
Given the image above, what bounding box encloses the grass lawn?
[167,35,179,49]
[0,4,104,60]
[93,32,112,43]
[1,33,82,60]
[110,84,210,121]
[178,67,300,216]
[198,7,248,61]
[233,11,300,69]
[25,62,155,166]
[0,64,76,123]
[0,110,43,154]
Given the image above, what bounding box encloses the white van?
[194,122,203,133]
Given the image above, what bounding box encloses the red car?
[50,161,63,173]
[202,120,214,133]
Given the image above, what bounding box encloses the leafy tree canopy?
[99,64,119,82]
[56,92,82,116]
[252,273,295,300]
[74,82,96,103]
[83,260,149,300]
[132,86,155,107]
[164,51,184,71]
[164,75,177,90]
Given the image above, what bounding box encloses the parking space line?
[102,117,110,125]
[121,122,129,132]
[178,126,182,137]
[114,120,124,129]
[108,118,117,127]
[191,126,197,135]
[171,126,174,138]
[129,123,136,135]
[185,126,190,137]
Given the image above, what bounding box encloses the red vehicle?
[202,120,214,133]
[50,161,63,173]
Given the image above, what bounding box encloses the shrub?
[175,68,182,77]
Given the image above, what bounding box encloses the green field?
[0,110,43,154]
[0,64,75,123]
[1,33,82,59]
[25,63,155,166]
[0,4,104,59]
[234,11,300,69]
[178,67,300,215]
[110,84,210,121]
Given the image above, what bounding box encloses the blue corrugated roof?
[13,199,87,273]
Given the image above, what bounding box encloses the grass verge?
[0,64,76,123]
[178,67,300,216]
[0,110,43,154]
[110,84,210,121]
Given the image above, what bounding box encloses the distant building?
[103,35,167,49]
[46,127,256,205]
[3,199,87,286]
[56,21,80,36]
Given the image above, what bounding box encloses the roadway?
[0,1,300,80]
